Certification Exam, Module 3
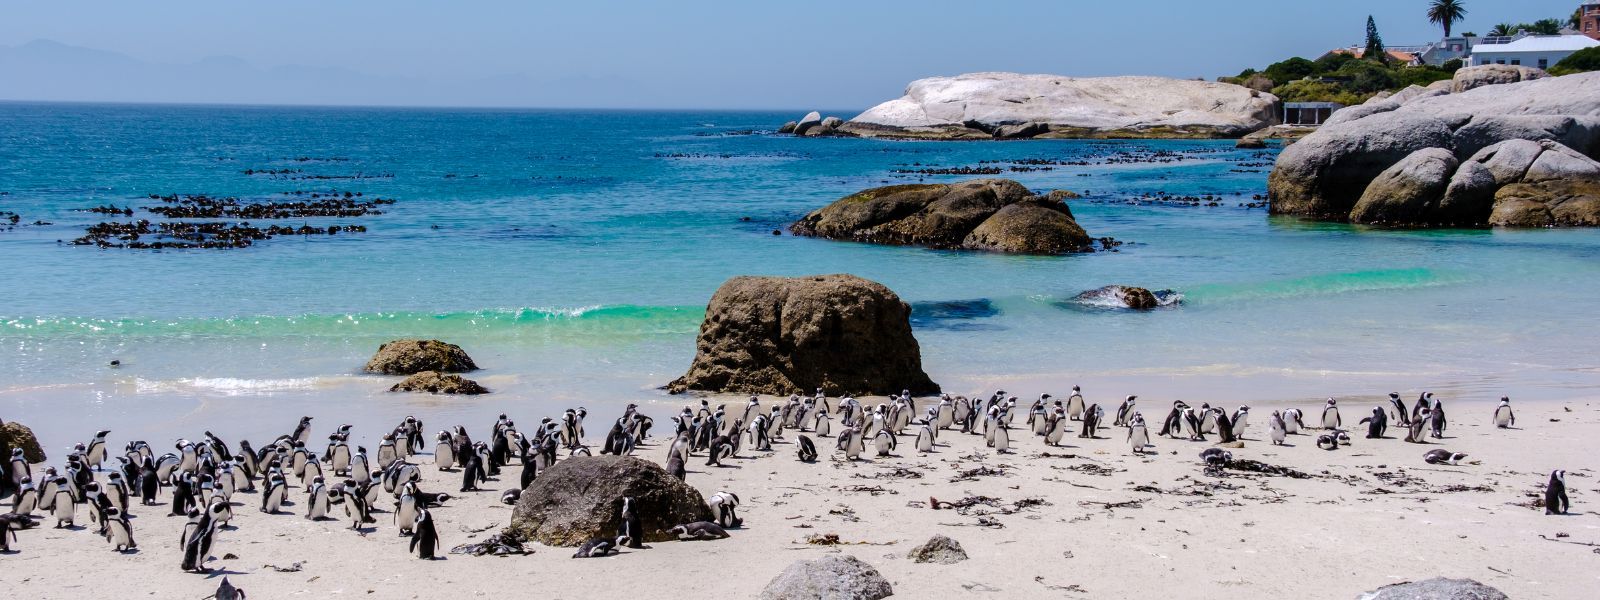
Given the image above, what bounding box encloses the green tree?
[1550,46,1600,75]
[1571,7,1584,29]
[1364,16,1389,63]
[1263,57,1318,85]
[1528,18,1562,35]
[1427,0,1468,38]
[1490,22,1515,36]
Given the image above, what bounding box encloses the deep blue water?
[3,102,1598,446]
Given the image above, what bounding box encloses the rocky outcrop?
[1072,285,1176,310]
[761,555,895,600]
[907,534,968,564]
[1451,64,1547,93]
[0,419,45,463]
[1269,72,1600,226]
[389,371,489,395]
[507,456,712,546]
[792,111,823,135]
[668,274,937,396]
[1349,148,1459,225]
[839,72,1278,140]
[1491,180,1600,226]
[790,179,1092,254]
[1357,577,1508,600]
[364,339,478,375]
[788,112,849,137]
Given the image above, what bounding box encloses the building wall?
[1470,50,1582,69]
[1584,4,1600,41]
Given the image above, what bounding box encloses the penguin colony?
[0,390,1571,575]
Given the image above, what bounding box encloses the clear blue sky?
[0,0,1584,109]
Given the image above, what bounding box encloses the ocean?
[3,102,1598,447]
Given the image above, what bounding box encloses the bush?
[1550,47,1600,76]
[1263,57,1318,86]
[1271,80,1365,105]
[1394,65,1454,88]
[1333,59,1398,93]
[1441,58,1463,73]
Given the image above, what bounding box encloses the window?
[1539,58,1549,69]
[1497,59,1506,64]
[1510,59,1520,65]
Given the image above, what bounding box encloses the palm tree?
[1490,22,1515,37]
[1427,0,1468,38]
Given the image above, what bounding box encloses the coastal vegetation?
[1223,52,1458,106]
[1551,46,1600,75]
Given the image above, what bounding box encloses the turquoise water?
[4,102,1599,447]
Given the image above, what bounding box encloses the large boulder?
[839,72,1277,139]
[1451,64,1547,93]
[761,555,894,600]
[1270,72,1600,225]
[388,371,489,395]
[0,419,45,463]
[1349,148,1458,225]
[792,111,823,136]
[364,339,478,375]
[668,274,937,396]
[1357,577,1508,600]
[507,455,712,546]
[907,534,968,564]
[790,179,1092,254]
[1490,180,1600,227]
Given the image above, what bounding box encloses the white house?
[1469,34,1600,70]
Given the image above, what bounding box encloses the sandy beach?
[3,392,1594,599]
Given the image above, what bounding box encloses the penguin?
[1230,406,1250,439]
[1422,449,1468,465]
[1405,411,1428,443]
[1199,448,1232,468]
[306,476,330,520]
[1359,406,1388,439]
[1065,386,1085,421]
[207,494,233,529]
[708,491,741,528]
[1412,392,1431,425]
[1198,403,1218,435]
[260,471,287,514]
[1387,393,1410,427]
[1545,470,1569,515]
[410,508,439,559]
[103,506,136,552]
[1430,397,1448,438]
[12,478,39,515]
[1493,397,1515,429]
[180,507,216,572]
[138,456,160,505]
[501,489,521,505]
[395,483,419,535]
[1158,401,1187,438]
[1127,413,1149,454]
[936,396,955,430]
[350,448,371,485]
[1320,398,1341,429]
[706,435,735,467]
[618,496,643,548]
[812,409,832,438]
[376,435,398,470]
[669,521,730,540]
[839,427,863,461]
[796,435,817,463]
[665,450,687,481]
[85,430,110,471]
[573,535,627,557]
[1213,408,1236,444]
[300,455,324,489]
[8,448,30,491]
[915,423,934,453]
[1316,432,1339,450]
[1268,410,1287,445]
[1182,407,1204,441]
[1045,410,1069,446]
[460,451,485,492]
[328,437,351,475]
[992,420,1011,454]
[1283,408,1305,435]
[50,477,74,528]
[291,416,314,446]
[1079,404,1102,439]
[214,578,245,600]
[1114,396,1137,427]
[873,428,897,457]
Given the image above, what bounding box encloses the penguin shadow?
[115,547,141,555]
[199,566,246,578]
[353,524,379,535]
[57,524,87,531]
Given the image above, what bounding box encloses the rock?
[388,371,489,395]
[792,111,823,135]
[1073,285,1168,310]
[760,555,894,600]
[778,121,798,134]
[1357,577,1508,600]
[839,72,1277,139]
[803,116,847,137]
[507,455,712,546]
[0,419,45,463]
[668,274,937,396]
[1473,139,1547,186]
[907,534,968,564]
[993,121,1049,139]
[1269,72,1600,223]
[1490,180,1600,227]
[1349,148,1459,225]
[1236,137,1267,149]
[1451,64,1547,93]
[364,339,478,375]
[820,116,843,129]
[789,179,1092,254]
[961,199,1091,254]
[1436,161,1498,225]
[1218,440,1246,449]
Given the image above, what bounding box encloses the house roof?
[1326,48,1420,63]
[1475,35,1600,53]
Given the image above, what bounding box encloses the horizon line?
[0,97,865,115]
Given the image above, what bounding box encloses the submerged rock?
[0,419,46,463]
[1357,577,1508,600]
[389,371,489,395]
[840,72,1277,139]
[507,456,711,546]
[364,339,478,375]
[1073,285,1177,310]
[761,555,895,600]
[907,534,968,564]
[790,179,1092,254]
[668,274,938,396]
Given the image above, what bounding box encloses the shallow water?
[3,102,1598,448]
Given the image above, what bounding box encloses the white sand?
[4,394,1596,599]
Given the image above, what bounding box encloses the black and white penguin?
[1213,408,1236,444]
[706,435,735,467]
[991,419,1010,454]
[180,507,216,572]
[501,489,521,505]
[1268,410,1287,445]
[1182,407,1205,441]
[1545,470,1569,515]
[12,477,39,515]
[1320,398,1341,429]
[1127,413,1150,454]
[1158,401,1186,438]
[214,578,245,600]
[1387,393,1410,427]
[915,423,934,453]
[410,508,439,559]
[101,506,134,552]
[1422,449,1468,465]
[669,521,730,540]
[1493,397,1515,429]
[1316,432,1339,450]
[395,482,419,535]
[138,456,159,505]
[618,496,644,548]
[1080,404,1102,439]
[838,427,863,461]
[873,427,898,457]
[1230,406,1250,440]
[1199,447,1232,468]
[708,491,741,528]
[49,477,75,528]
[1405,410,1428,443]
[1283,408,1305,435]
[1045,408,1069,446]
[796,435,817,463]
[665,450,687,481]
[1359,406,1387,439]
[1430,397,1448,438]
[291,416,314,446]
[572,535,627,557]
[260,471,287,514]
[1411,393,1431,425]
[306,476,331,520]
[85,430,110,471]
[1066,386,1085,421]
[1114,396,1137,427]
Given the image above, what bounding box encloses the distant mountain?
[0,39,648,108]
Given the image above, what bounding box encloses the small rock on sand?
[907,534,968,564]
[1358,577,1508,600]
[761,554,894,600]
